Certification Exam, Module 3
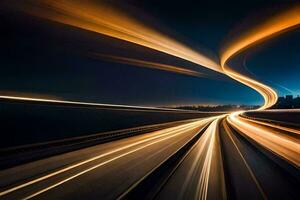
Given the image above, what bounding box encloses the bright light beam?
[6,0,221,73]
[227,112,300,167]
[0,95,198,113]
[221,6,300,110]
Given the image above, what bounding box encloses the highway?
[0,112,299,200]
[1,1,300,200]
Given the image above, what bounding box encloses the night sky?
[0,0,299,106]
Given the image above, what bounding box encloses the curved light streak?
[241,116,300,136]
[222,69,277,110]
[227,112,300,167]
[221,6,300,110]
[93,54,205,78]
[221,7,300,65]
[8,0,221,73]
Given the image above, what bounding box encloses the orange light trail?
[227,112,300,167]
[93,54,205,77]
[9,0,221,73]
[178,116,225,200]
[241,117,300,136]
[221,7,300,66]
[222,70,277,110]
[0,95,197,113]
[221,6,300,110]
[222,7,300,170]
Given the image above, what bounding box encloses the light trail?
[196,118,218,200]
[0,95,199,113]
[220,6,300,181]
[221,7,300,65]
[227,112,300,167]
[1,0,223,109]
[178,119,214,199]
[7,0,221,73]
[177,116,224,200]
[222,71,277,110]
[0,119,208,196]
[222,7,300,170]
[241,117,300,136]
[0,117,216,199]
[93,54,205,77]
[221,6,300,110]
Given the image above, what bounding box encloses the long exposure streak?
[7,0,221,73]
[227,112,300,167]
[0,95,195,113]
[221,6,300,110]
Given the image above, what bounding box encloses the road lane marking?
[223,119,267,200]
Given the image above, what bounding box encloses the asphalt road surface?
[0,112,299,200]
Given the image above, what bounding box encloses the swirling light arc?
[221,6,300,110]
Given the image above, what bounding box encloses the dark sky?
[0,0,299,106]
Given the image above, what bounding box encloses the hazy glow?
[221,7,300,109]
